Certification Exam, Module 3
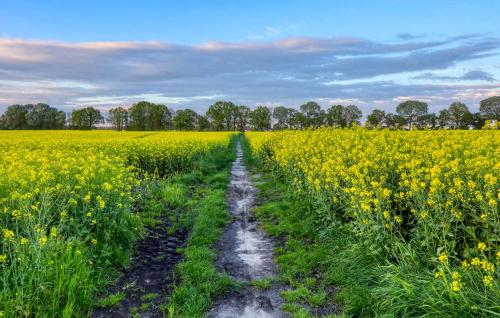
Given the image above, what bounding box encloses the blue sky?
[0,0,499,114]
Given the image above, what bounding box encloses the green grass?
[163,137,239,318]
[96,292,125,308]
[250,277,275,290]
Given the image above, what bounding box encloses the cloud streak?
[0,34,499,113]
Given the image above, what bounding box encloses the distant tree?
[470,112,486,130]
[343,105,362,127]
[235,105,251,131]
[447,102,472,129]
[128,101,172,130]
[299,101,322,128]
[438,109,450,129]
[206,101,227,131]
[366,109,386,128]
[479,96,500,120]
[250,106,271,131]
[197,115,210,131]
[325,104,362,128]
[24,103,66,129]
[418,113,437,129]
[272,106,291,130]
[286,109,298,129]
[384,113,407,130]
[0,104,30,129]
[108,107,128,131]
[396,100,428,129]
[173,109,198,130]
[290,111,306,129]
[221,101,238,130]
[70,107,103,129]
[325,105,345,127]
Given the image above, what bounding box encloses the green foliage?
[366,109,386,128]
[0,103,65,129]
[108,107,128,131]
[396,100,428,129]
[250,105,271,130]
[479,96,500,120]
[70,106,103,129]
[165,138,237,317]
[250,277,275,290]
[326,104,363,128]
[173,109,198,130]
[299,101,323,128]
[128,101,173,130]
[97,292,125,308]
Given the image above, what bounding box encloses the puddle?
[209,142,287,318]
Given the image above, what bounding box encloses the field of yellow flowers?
[0,131,235,317]
[247,128,499,315]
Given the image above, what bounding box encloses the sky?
[0,0,499,115]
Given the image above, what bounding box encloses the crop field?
[247,129,499,316]
[0,129,499,317]
[0,131,235,317]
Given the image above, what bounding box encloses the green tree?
[0,104,30,129]
[290,111,306,129]
[325,105,345,127]
[250,106,271,131]
[447,102,472,129]
[173,109,198,130]
[438,109,450,129]
[470,112,486,129]
[343,105,362,127]
[479,96,500,120]
[396,100,428,129]
[366,109,386,128]
[236,105,251,131]
[206,101,227,131]
[299,101,322,128]
[384,113,407,130]
[286,108,298,129]
[272,106,291,130]
[25,103,66,129]
[128,101,172,130]
[197,115,210,131]
[417,113,437,129]
[70,107,103,129]
[107,107,128,131]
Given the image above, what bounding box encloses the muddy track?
[92,217,188,318]
[209,142,287,318]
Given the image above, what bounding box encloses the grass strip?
[164,137,238,318]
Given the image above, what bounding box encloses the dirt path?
[92,217,188,318]
[209,142,287,318]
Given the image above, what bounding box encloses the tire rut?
[209,142,287,318]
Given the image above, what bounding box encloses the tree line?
[1,97,499,130]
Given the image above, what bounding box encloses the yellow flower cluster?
[247,128,499,291]
[0,130,235,314]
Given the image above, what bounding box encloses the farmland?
[0,129,498,317]
[247,129,499,317]
[0,131,235,317]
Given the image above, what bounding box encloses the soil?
[92,217,188,318]
[208,142,288,318]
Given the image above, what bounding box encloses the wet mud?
[92,218,187,318]
[209,142,287,318]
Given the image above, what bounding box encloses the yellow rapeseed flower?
[3,228,15,240]
[438,253,448,264]
[483,275,493,287]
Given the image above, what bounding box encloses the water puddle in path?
[209,142,287,318]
